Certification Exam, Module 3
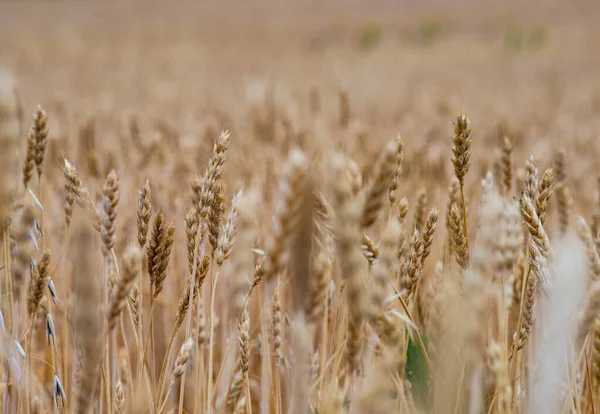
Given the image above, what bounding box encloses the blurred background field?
[3,0,600,172]
[2,0,600,209]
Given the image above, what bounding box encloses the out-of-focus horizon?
[2,0,599,109]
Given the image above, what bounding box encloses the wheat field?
[1,1,600,413]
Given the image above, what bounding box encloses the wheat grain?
[137,179,152,248]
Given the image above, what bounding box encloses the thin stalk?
[211,291,255,409]
[194,281,210,414]
[563,338,590,414]
[206,260,219,414]
[61,223,70,394]
[498,275,509,414]
[156,323,178,402]
[141,300,157,375]
[3,231,13,335]
[178,373,187,414]
[194,301,203,414]
[119,317,132,397]
[150,286,158,410]
[584,351,596,414]
[109,256,120,411]
[5,363,11,414]
[389,277,432,370]
[111,330,118,410]
[509,256,532,385]
[210,287,261,409]
[136,255,144,383]
[275,364,282,414]
[123,287,156,413]
[178,228,201,411]
[106,251,121,414]
[157,379,175,414]
[104,261,113,414]
[393,374,410,412]
[140,299,158,412]
[194,347,205,414]
[26,314,35,414]
[575,355,583,414]
[3,229,16,414]
[245,372,253,414]
[260,310,272,414]
[317,281,329,398]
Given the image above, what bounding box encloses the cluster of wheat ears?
[1,67,600,414]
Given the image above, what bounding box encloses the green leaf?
[405,331,430,409]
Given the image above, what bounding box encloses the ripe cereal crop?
[1,1,600,413]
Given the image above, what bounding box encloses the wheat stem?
[206,260,219,414]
